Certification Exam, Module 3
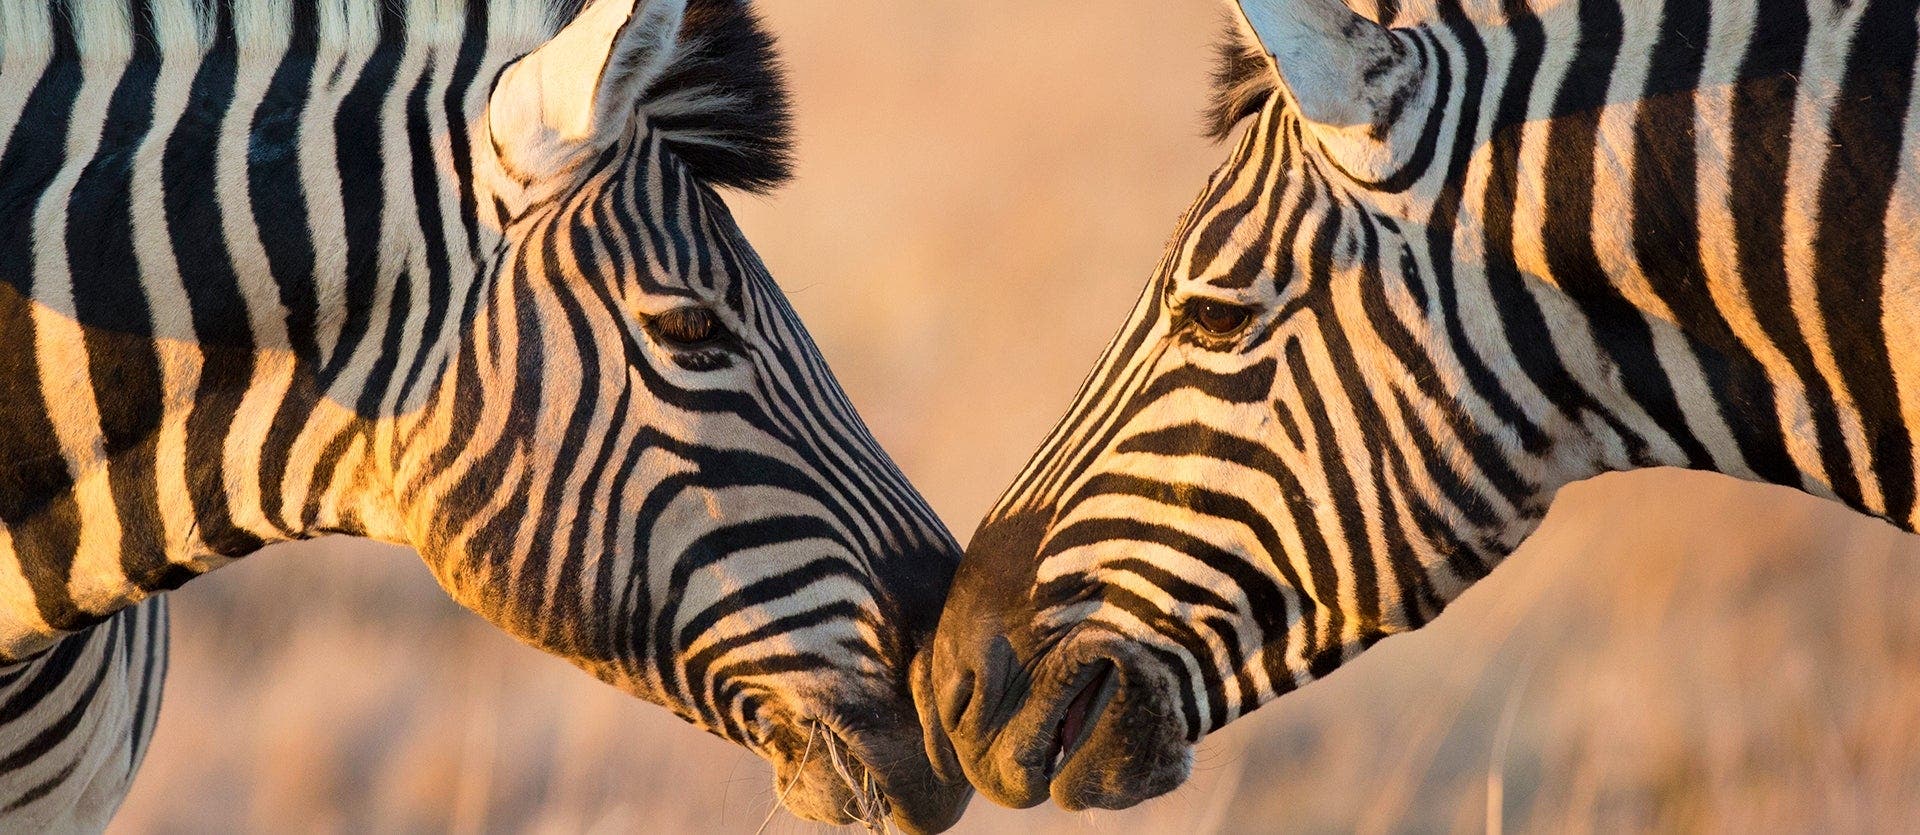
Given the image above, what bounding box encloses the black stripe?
[1055,469,1321,687]
[1370,439,1443,625]
[167,5,263,558]
[325,8,405,383]
[1480,2,1651,463]
[72,0,172,590]
[1295,208,1384,629]
[514,201,611,646]
[0,628,89,726]
[396,54,455,409]
[1356,215,1532,508]
[1810,1,1918,523]
[251,0,322,533]
[128,598,166,768]
[1631,0,1801,487]
[0,14,88,629]
[1036,523,1249,617]
[0,615,120,789]
[1280,338,1354,660]
[446,0,491,260]
[1189,110,1282,284]
[1424,0,1552,456]
[1542,0,1706,469]
[682,595,872,707]
[1728,0,1859,504]
[1090,585,1229,730]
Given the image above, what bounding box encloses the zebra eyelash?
[647,330,741,373]
[1172,296,1261,347]
[664,347,737,373]
[623,308,741,372]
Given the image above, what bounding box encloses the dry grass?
[110,1,1920,832]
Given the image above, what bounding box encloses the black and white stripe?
[0,0,967,829]
[0,599,164,831]
[929,0,1920,812]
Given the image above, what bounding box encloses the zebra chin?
[762,705,974,833]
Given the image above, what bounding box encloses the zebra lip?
[809,716,974,834]
[1045,660,1116,779]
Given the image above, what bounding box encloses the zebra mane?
[642,0,793,193]
[1204,20,1278,141]
[11,0,792,193]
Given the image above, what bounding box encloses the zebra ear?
[488,0,686,184]
[1232,0,1413,130]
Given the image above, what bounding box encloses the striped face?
[922,0,1566,813]
[415,129,966,830]
[924,90,1467,816]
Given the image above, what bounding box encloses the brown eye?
[649,307,722,346]
[1189,299,1253,337]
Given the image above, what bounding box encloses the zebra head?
[924,0,1541,812]
[403,0,969,828]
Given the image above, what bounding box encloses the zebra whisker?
[753,721,820,835]
[822,726,890,834]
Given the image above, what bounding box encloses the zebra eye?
[648,307,723,347]
[1188,299,1253,337]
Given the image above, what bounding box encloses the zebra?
[919,0,1920,813]
[0,0,973,830]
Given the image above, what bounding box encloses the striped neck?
[0,0,562,656]
[1427,0,1920,535]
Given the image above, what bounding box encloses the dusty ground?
[112,2,1920,832]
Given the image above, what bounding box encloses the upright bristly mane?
[10,0,792,193]
[645,0,792,192]
[1204,20,1278,140]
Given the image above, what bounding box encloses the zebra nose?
[928,510,1051,759]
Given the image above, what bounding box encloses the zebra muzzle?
[771,707,973,834]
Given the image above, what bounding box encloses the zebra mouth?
[997,640,1191,811]
[1045,661,1116,779]
[771,714,972,834]
[770,721,888,829]
[818,726,892,829]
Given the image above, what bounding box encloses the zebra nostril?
[978,634,1017,724]
[940,665,974,732]
[940,632,1017,737]
[911,649,966,786]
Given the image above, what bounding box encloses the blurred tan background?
[111,2,1920,832]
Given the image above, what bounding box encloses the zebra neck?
[1405,0,1920,537]
[0,1,558,660]
[1593,318,1920,536]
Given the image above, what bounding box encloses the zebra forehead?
[23,0,793,193]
